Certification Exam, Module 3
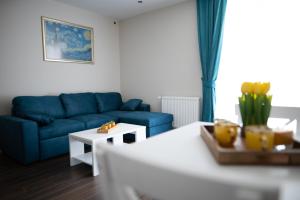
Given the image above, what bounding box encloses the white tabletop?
[121,122,300,190]
[69,123,146,143]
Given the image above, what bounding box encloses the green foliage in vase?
[239,82,272,126]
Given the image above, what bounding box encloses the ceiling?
[55,0,190,20]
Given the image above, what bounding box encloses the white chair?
[235,105,300,139]
[96,143,279,200]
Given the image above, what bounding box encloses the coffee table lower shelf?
[72,152,93,166]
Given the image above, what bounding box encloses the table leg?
[69,136,84,166]
[92,142,100,176]
[135,127,146,142]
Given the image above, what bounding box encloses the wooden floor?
[0,151,103,200]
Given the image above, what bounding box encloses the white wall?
[119,0,201,112]
[0,0,120,115]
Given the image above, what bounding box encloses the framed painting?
[41,16,94,63]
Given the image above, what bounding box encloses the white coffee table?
[69,123,146,176]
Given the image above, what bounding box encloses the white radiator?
[160,96,201,128]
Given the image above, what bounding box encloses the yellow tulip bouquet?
[239,82,272,126]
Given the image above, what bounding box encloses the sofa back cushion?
[120,99,143,111]
[12,96,65,119]
[60,93,98,117]
[95,92,122,113]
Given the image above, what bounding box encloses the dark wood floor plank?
[0,152,103,200]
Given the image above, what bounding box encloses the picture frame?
[41,16,94,64]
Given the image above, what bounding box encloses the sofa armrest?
[137,103,151,112]
[0,116,39,164]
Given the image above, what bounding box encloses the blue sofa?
[0,92,173,164]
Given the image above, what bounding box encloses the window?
[216,0,300,123]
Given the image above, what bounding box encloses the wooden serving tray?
[97,126,116,134]
[201,125,300,165]
[97,129,110,134]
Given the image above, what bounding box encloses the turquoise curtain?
[197,0,227,122]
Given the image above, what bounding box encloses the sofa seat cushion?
[95,92,122,112]
[39,119,85,140]
[60,93,98,117]
[104,111,173,128]
[70,114,119,129]
[12,96,65,118]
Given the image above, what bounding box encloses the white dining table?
[118,121,300,200]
